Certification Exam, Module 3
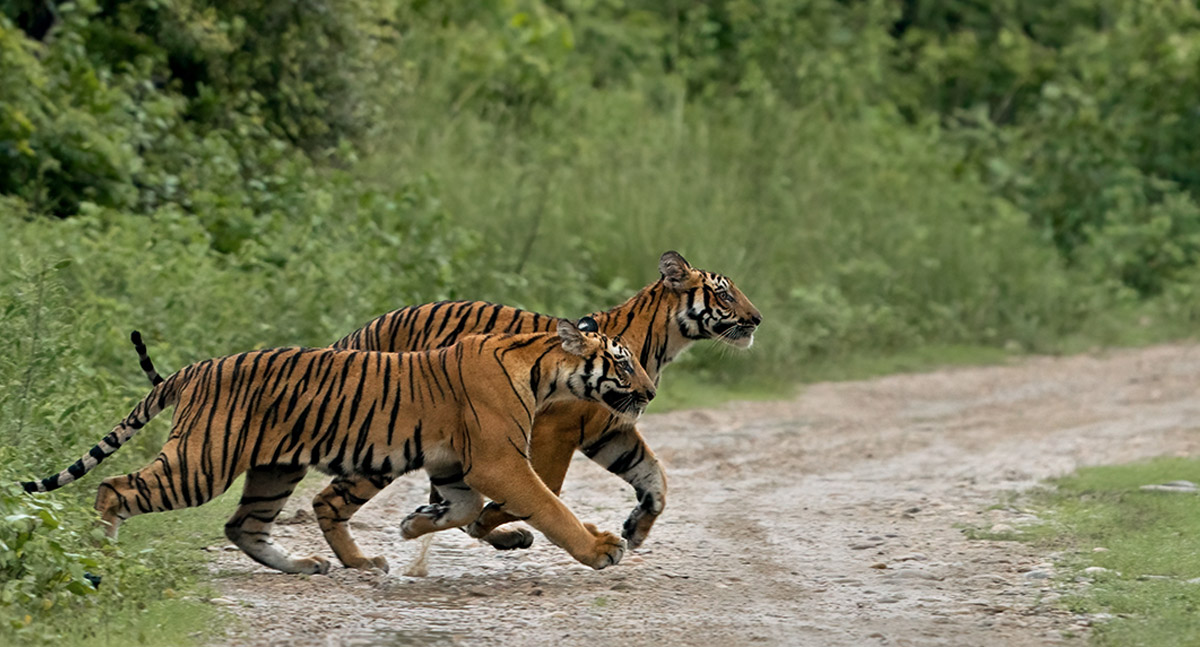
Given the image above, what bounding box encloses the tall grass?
[362,85,1110,382]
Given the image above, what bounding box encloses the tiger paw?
[343,555,390,573]
[400,503,447,539]
[295,555,331,575]
[621,507,658,550]
[579,530,626,570]
[484,527,534,550]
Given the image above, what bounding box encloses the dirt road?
[209,345,1200,646]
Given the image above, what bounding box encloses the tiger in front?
[131,250,761,571]
[22,321,655,573]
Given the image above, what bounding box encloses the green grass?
[1010,458,1200,646]
[4,481,241,647]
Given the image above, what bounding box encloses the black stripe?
[430,470,465,486]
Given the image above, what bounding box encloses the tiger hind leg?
[94,442,232,540]
[401,470,484,539]
[312,474,393,571]
[226,466,329,575]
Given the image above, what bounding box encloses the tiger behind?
[23,322,656,573]
[324,251,761,568]
[130,251,762,571]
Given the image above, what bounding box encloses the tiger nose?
[644,387,657,402]
[748,312,763,326]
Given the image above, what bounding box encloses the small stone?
[1083,567,1112,575]
[890,568,943,581]
[877,595,901,604]
[989,524,1015,534]
[966,573,1006,584]
[610,582,634,591]
[869,562,888,570]
[1024,570,1052,580]
[1093,547,1109,553]
[851,542,884,550]
[867,632,885,640]
[893,553,927,562]
[208,597,238,607]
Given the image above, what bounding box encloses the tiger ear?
[659,250,693,290]
[557,319,588,356]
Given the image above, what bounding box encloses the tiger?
[23,320,656,573]
[131,250,762,572]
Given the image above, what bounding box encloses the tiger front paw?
[621,507,660,550]
[295,554,331,575]
[343,555,390,573]
[578,526,626,570]
[621,490,664,550]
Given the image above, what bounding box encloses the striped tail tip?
[129,330,165,386]
[21,478,50,493]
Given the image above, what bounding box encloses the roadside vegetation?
[987,458,1200,646]
[5,1,1200,643]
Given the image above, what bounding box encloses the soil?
[207,344,1200,647]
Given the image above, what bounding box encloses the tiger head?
[557,317,656,421]
[659,250,762,349]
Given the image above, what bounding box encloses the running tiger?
[23,321,655,573]
[132,250,761,571]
